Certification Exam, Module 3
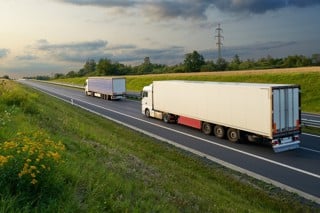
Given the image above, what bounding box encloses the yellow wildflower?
[31,179,38,185]
[0,155,9,166]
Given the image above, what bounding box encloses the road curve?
[19,80,320,203]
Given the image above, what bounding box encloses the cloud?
[16,55,38,61]
[36,39,108,51]
[212,0,320,14]
[32,39,184,64]
[55,0,135,8]
[201,40,300,60]
[34,39,110,62]
[54,0,320,20]
[107,44,136,50]
[253,41,297,51]
[143,1,208,20]
[114,46,185,65]
[0,48,10,58]
[4,62,71,78]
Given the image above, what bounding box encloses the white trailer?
[85,77,126,100]
[141,81,301,152]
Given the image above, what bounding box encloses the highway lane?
[303,112,320,121]
[19,80,320,203]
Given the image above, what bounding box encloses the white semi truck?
[141,81,301,152]
[85,77,126,100]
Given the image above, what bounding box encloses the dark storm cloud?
[0,48,10,58]
[212,0,320,14]
[55,0,320,19]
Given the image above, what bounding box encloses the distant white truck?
[85,77,126,100]
[141,81,301,153]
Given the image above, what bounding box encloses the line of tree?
[30,52,320,80]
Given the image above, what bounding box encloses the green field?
[1,80,318,212]
[53,67,320,113]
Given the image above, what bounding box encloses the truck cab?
[141,84,153,117]
[84,79,89,95]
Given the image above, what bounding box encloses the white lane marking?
[300,133,320,153]
[302,133,320,138]
[26,85,320,180]
[300,147,320,154]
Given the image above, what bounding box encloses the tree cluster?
[27,52,320,80]
[1,75,10,80]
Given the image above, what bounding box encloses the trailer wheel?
[145,109,150,118]
[202,122,212,135]
[214,125,225,138]
[227,128,239,143]
[163,113,170,123]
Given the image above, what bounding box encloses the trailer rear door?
[272,86,300,137]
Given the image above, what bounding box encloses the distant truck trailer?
[141,80,301,153]
[85,77,126,100]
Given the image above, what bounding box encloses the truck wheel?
[227,128,239,143]
[214,125,225,138]
[145,109,150,118]
[202,122,212,135]
[163,113,170,123]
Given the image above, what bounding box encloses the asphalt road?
[19,80,320,203]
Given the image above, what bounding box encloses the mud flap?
[273,141,300,153]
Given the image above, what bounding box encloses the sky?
[0,0,320,78]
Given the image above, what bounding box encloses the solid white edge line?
[300,147,320,154]
[26,84,320,204]
[302,133,320,138]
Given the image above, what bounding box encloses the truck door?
[141,85,153,115]
[273,87,300,136]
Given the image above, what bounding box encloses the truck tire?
[163,113,170,123]
[227,128,239,143]
[145,109,150,118]
[214,125,225,138]
[202,122,212,135]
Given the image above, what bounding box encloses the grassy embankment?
[54,67,320,113]
[1,80,318,211]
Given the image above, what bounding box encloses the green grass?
[52,67,320,113]
[0,80,318,211]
